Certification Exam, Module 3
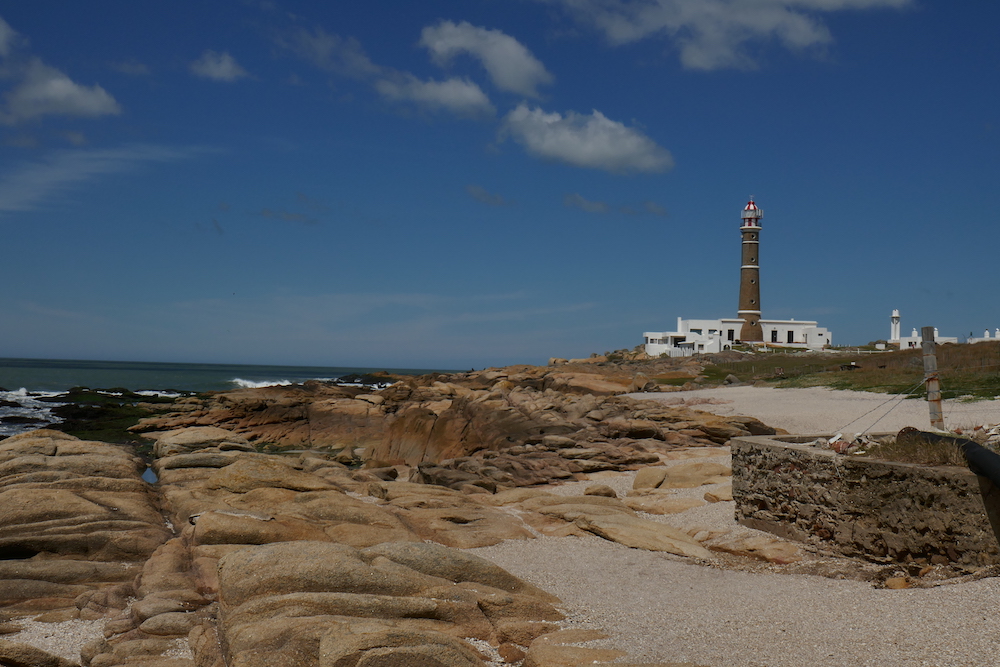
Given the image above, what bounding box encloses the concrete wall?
[732,435,1000,570]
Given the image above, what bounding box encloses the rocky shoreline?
[0,359,995,666]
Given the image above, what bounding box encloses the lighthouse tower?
[738,198,764,342]
[890,309,901,343]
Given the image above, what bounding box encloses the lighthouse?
[641,195,834,357]
[737,198,764,341]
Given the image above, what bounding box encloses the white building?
[642,198,833,358]
[644,317,832,358]
[968,329,1000,344]
[890,311,964,348]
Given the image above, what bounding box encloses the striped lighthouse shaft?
[738,201,763,341]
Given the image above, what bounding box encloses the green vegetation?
[49,388,185,454]
[654,377,691,387]
[706,341,1000,399]
[699,364,735,385]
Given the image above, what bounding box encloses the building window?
[787,331,794,344]
[771,330,778,342]
[728,329,735,341]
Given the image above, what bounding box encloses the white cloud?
[375,74,495,117]
[279,26,495,119]
[1,58,121,124]
[0,144,199,214]
[190,50,249,81]
[279,27,383,79]
[564,192,609,213]
[466,184,510,206]
[501,103,672,173]
[644,200,667,216]
[542,0,912,70]
[0,18,121,124]
[0,15,22,57]
[420,20,553,97]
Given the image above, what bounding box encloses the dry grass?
[707,341,1000,399]
[857,435,968,467]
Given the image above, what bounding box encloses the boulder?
[704,484,733,503]
[708,535,803,564]
[217,542,443,608]
[318,625,485,667]
[695,423,750,445]
[661,461,731,489]
[398,508,536,549]
[543,373,628,396]
[0,639,79,667]
[523,630,625,667]
[138,611,198,636]
[363,542,558,601]
[572,513,713,559]
[190,510,331,545]
[583,484,617,498]
[153,427,253,458]
[632,467,668,490]
[215,540,564,667]
[204,458,333,493]
[623,495,706,515]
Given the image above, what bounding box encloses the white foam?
[231,378,294,389]
[2,388,63,401]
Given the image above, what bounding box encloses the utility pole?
[921,326,944,430]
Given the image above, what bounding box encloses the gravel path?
[471,536,1000,667]
[628,386,1000,435]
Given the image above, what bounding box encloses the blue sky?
[0,1,998,369]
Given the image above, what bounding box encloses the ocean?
[0,357,450,438]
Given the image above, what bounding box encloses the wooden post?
[921,326,945,430]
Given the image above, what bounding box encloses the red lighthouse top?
[740,197,763,227]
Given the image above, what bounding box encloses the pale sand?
[629,385,1000,435]
[472,535,1000,667]
[470,387,1000,666]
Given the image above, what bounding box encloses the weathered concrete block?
[732,434,1000,569]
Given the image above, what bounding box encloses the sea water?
[0,357,449,437]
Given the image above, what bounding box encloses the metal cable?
[835,377,928,435]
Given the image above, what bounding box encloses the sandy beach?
[471,386,1000,666]
[629,385,1000,435]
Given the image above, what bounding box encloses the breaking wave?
[230,378,296,389]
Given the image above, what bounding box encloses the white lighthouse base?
[644,316,832,358]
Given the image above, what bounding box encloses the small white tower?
[890,309,901,343]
